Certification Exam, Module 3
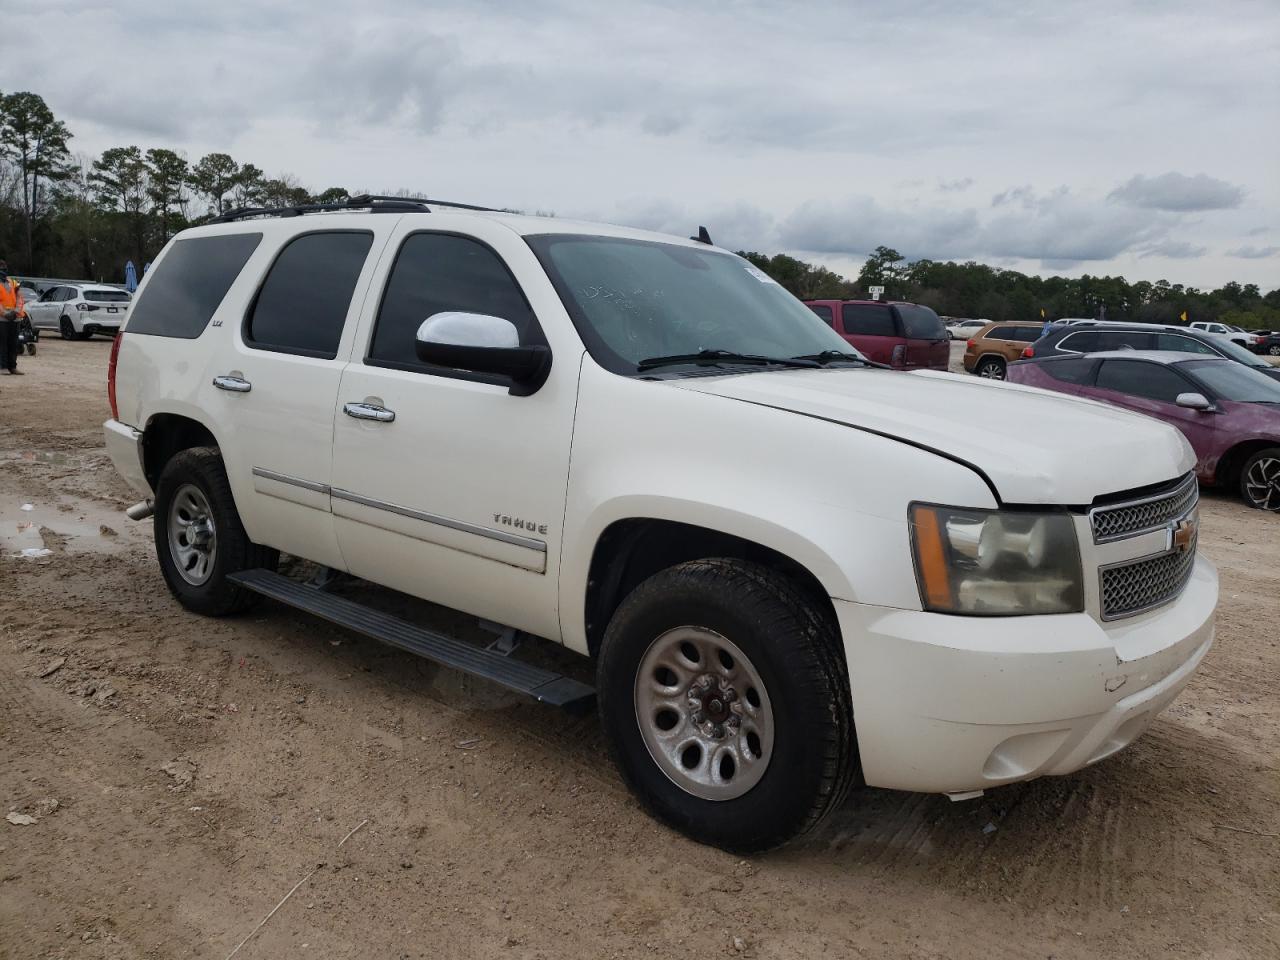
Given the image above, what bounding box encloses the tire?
[25,342,36,356]
[152,447,278,615]
[975,356,1006,379]
[59,315,76,340]
[1269,345,1280,357]
[1240,447,1280,512]
[597,558,856,852]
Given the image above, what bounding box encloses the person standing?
[0,259,24,375]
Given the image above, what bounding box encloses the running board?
[228,569,595,709]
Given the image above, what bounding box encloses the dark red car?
[803,299,949,370]
[1008,350,1280,510]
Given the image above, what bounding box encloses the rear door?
[839,303,899,365]
[893,303,950,369]
[1077,358,1217,469]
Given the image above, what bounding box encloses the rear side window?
[1096,331,1154,351]
[841,304,896,337]
[808,304,834,326]
[1044,358,1095,384]
[369,233,538,371]
[1095,360,1188,403]
[245,232,374,358]
[1014,326,1044,342]
[983,325,1016,341]
[896,304,946,340]
[127,233,262,338]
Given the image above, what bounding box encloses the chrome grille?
[1100,537,1197,620]
[1090,474,1198,543]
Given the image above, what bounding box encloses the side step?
[228,569,595,709]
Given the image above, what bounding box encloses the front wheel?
[1241,447,1280,511]
[597,559,857,852]
[975,356,1006,379]
[153,447,278,615]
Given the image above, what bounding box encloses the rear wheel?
[153,447,278,615]
[59,315,76,340]
[1241,447,1280,511]
[1269,344,1280,356]
[975,356,1006,379]
[597,558,857,852]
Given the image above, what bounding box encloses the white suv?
[103,196,1217,850]
[26,283,132,339]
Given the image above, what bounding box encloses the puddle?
[1,495,140,557]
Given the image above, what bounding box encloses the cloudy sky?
[11,0,1279,288]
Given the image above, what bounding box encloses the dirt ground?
[2,338,1277,960]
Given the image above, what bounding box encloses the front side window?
[246,231,374,358]
[526,234,852,374]
[1094,360,1189,403]
[369,232,538,371]
[127,233,263,338]
[1181,360,1280,403]
[1155,334,1217,356]
[842,304,897,337]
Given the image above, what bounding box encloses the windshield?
[1183,360,1280,403]
[526,234,858,374]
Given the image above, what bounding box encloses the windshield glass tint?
[1183,360,1280,403]
[527,234,855,373]
[897,304,946,339]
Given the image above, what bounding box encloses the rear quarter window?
[126,233,262,338]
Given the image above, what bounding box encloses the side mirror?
[414,312,550,396]
[1175,392,1213,411]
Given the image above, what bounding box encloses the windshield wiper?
[636,349,821,372]
[792,350,889,369]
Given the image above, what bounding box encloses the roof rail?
[208,193,496,224]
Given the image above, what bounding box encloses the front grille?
[1100,537,1197,620]
[1090,474,1198,543]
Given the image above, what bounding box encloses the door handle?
[343,402,396,423]
[213,375,252,393]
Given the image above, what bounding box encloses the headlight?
[909,503,1083,615]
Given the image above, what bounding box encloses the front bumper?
[836,553,1217,793]
[104,418,152,499]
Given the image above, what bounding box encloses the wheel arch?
[580,516,840,658]
[1216,438,1280,490]
[142,411,222,491]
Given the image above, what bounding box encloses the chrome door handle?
[343,402,396,423]
[212,375,252,393]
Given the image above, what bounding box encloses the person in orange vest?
[0,258,23,374]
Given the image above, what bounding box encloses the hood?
[668,367,1193,505]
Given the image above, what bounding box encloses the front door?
[329,219,580,642]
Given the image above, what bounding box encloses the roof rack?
[208,193,496,224]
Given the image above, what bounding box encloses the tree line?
[2,90,1275,329]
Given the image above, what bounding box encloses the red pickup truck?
[803,299,950,370]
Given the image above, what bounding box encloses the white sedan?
[948,318,989,340]
[25,284,132,340]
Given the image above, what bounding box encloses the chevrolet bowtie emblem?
[1171,516,1197,553]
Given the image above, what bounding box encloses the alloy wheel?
[167,483,218,584]
[1244,457,1280,511]
[633,626,774,800]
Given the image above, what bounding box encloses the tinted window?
[1096,331,1154,351]
[84,288,131,302]
[897,304,946,339]
[1095,360,1189,403]
[1043,358,1095,384]
[245,232,373,358]
[808,304,834,326]
[1057,331,1101,352]
[842,304,896,337]
[1156,334,1217,356]
[1181,360,1280,403]
[39,288,61,302]
[370,233,537,370]
[982,325,1017,341]
[127,234,262,338]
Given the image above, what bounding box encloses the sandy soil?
[2,338,1277,960]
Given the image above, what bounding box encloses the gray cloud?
[1226,245,1279,259]
[1108,172,1245,212]
[938,177,974,193]
[1138,240,1208,259]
